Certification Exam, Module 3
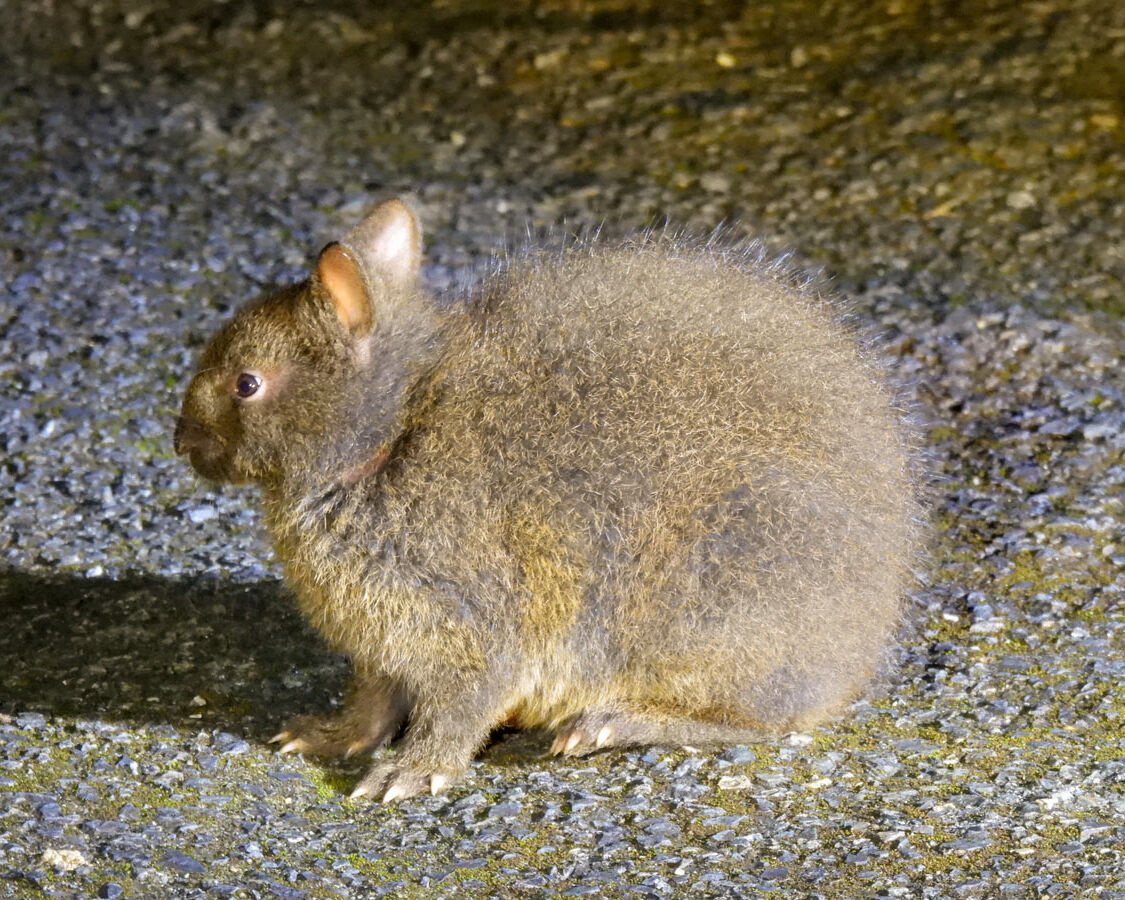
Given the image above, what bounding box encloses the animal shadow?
[0,568,347,741]
[0,568,549,763]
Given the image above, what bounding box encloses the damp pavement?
[1,1,1123,897]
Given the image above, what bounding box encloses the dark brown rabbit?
[175,198,921,802]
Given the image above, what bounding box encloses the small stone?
[673,757,704,777]
[717,774,752,790]
[1089,113,1120,130]
[644,819,681,838]
[163,851,206,873]
[264,882,306,900]
[215,732,250,754]
[186,505,216,524]
[700,173,731,194]
[944,832,992,852]
[1084,422,1116,440]
[1079,823,1114,842]
[533,50,565,70]
[720,747,756,764]
[41,848,87,871]
[75,783,100,802]
[667,780,708,801]
[37,802,62,821]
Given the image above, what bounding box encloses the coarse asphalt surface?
[1,1,1123,897]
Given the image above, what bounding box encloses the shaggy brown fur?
[174,198,922,802]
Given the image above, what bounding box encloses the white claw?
[563,732,583,754]
[279,739,306,755]
[268,732,290,745]
[430,774,448,795]
[595,725,613,748]
[349,782,373,800]
[345,741,365,759]
[382,783,408,803]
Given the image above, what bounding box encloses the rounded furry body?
[176,200,920,801]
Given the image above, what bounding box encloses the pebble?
[40,848,87,871]
[186,506,217,524]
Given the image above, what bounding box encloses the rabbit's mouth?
[173,416,243,483]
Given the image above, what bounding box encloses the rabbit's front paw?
[349,760,462,803]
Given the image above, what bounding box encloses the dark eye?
[235,373,262,398]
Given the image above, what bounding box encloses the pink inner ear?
[317,243,372,335]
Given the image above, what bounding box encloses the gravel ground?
[2,0,1124,897]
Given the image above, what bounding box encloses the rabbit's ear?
[344,197,423,288]
[317,242,372,336]
[316,198,423,337]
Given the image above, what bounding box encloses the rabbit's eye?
[235,372,262,399]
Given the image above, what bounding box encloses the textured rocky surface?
[2,0,1123,897]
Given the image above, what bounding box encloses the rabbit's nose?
[173,416,213,456]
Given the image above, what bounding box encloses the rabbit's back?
[379,243,919,728]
